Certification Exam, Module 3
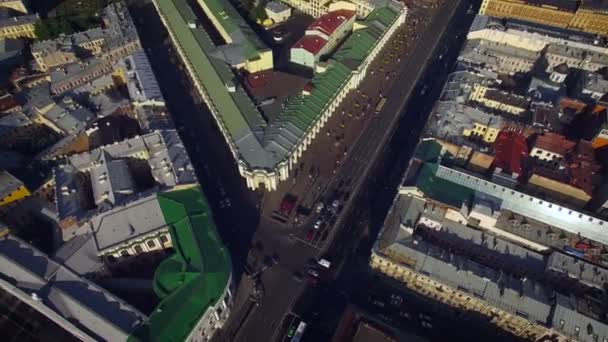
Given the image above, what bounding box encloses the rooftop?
[265,1,290,13]
[55,130,196,224]
[292,35,328,54]
[493,130,529,175]
[533,132,576,155]
[154,0,404,173]
[411,161,608,245]
[0,170,24,199]
[0,234,146,341]
[130,186,231,342]
[308,10,356,36]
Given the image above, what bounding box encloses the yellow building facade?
[0,15,37,39]
[469,83,527,116]
[479,0,608,36]
[0,0,28,14]
[369,252,556,341]
[0,172,30,207]
[462,122,501,143]
[570,7,608,36]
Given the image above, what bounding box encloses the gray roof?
[469,15,601,46]
[458,39,540,71]
[374,196,553,324]
[0,170,24,199]
[427,101,503,142]
[552,293,608,342]
[375,193,608,335]
[88,91,130,117]
[0,111,31,130]
[90,152,135,206]
[20,85,54,112]
[0,12,38,28]
[380,194,547,279]
[546,252,608,291]
[89,194,167,253]
[52,233,105,276]
[32,28,106,57]
[39,97,95,135]
[124,49,164,103]
[431,165,608,245]
[265,1,290,13]
[580,71,608,95]
[101,2,140,54]
[50,58,113,94]
[55,130,196,222]
[546,43,608,66]
[0,234,146,341]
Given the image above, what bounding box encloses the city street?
[128,0,476,341]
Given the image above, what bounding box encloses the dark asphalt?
[127,0,486,341]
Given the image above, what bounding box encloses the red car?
[306,229,314,241]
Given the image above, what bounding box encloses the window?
[121,250,129,257]
[575,326,580,336]
[160,234,169,244]
[147,240,156,248]
[134,244,143,254]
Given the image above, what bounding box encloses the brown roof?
[533,132,576,155]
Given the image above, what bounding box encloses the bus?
[375,97,387,114]
[291,321,307,342]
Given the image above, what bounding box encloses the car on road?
[287,325,296,338]
[315,202,324,213]
[313,220,322,230]
[318,259,331,269]
[307,269,320,278]
[292,271,304,282]
[331,199,340,208]
[306,229,314,241]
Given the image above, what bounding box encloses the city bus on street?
[291,321,307,342]
[375,97,387,114]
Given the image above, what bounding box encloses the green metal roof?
[155,0,403,170]
[415,162,474,208]
[156,0,265,142]
[413,139,443,163]
[129,186,231,342]
[201,0,267,59]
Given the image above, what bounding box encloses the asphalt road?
[128,0,476,341]
[226,1,475,341]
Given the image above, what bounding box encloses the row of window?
[107,234,170,262]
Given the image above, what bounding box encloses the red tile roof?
[493,130,529,175]
[533,132,576,156]
[293,35,328,55]
[245,70,273,89]
[309,10,355,36]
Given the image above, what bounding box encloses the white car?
[307,269,320,277]
[331,200,340,208]
[313,220,322,230]
[318,259,331,269]
[315,202,324,213]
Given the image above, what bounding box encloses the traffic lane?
[226,2,458,340]
[290,22,425,243]
[315,1,459,252]
[129,3,260,275]
[264,10,424,230]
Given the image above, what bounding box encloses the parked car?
[306,229,314,241]
[318,259,331,269]
[313,219,322,230]
[307,269,320,278]
[315,202,324,213]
